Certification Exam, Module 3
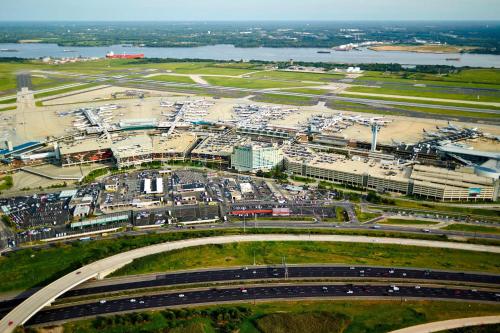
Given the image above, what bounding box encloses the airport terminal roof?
[152,132,198,154]
[111,135,153,159]
[59,137,112,155]
[411,165,494,187]
[439,145,500,160]
[191,134,249,156]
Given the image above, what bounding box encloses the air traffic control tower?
[370,123,381,152]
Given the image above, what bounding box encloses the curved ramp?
[389,315,500,333]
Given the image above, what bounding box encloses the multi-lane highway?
[66,265,500,298]
[26,284,500,326]
[2,264,498,313]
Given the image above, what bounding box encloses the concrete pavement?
[1,234,499,332]
[389,315,500,333]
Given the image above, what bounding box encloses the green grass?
[0,175,13,191]
[58,301,500,333]
[282,88,331,95]
[34,83,99,99]
[356,69,500,87]
[111,241,500,277]
[389,199,500,220]
[203,76,322,89]
[342,90,500,112]
[241,301,500,333]
[251,93,315,106]
[250,70,343,82]
[380,219,440,226]
[0,105,16,111]
[354,206,382,222]
[345,85,500,103]
[148,75,196,84]
[443,224,500,235]
[254,312,349,333]
[0,98,16,104]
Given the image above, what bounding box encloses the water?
[1,43,500,68]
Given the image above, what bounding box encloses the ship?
[445,58,461,61]
[106,51,145,59]
[317,50,331,54]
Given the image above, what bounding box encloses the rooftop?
[283,145,408,181]
[152,132,198,154]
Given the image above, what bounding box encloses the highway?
[1,234,499,332]
[26,284,500,326]
[65,265,500,298]
[2,264,498,313]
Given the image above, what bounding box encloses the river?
[0,43,499,68]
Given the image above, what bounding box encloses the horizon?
[1,0,499,21]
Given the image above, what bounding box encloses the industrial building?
[231,143,283,173]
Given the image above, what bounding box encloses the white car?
[415,285,421,289]
[99,300,107,304]
[346,290,354,294]
[130,299,137,303]
[178,294,185,298]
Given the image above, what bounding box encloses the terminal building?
[283,145,499,201]
[59,132,198,169]
[231,143,283,173]
[191,133,249,165]
[59,137,113,167]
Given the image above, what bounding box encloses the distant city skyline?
[1,0,499,21]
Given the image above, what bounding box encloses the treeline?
[92,306,252,333]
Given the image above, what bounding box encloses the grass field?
[57,301,500,333]
[356,69,500,87]
[110,241,500,277]
[380,219,440,226]
[255,312,349,333]
[203,76,323,89]
[345,85,500,103]
[443,224,500,235]
[251,93,315,105]
[0,175,13,191]
[34,83,100,99]
[148,75,196,84]
[282,88,331,95]
[250,70,343,82]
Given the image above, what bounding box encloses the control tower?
[370,123,381,152]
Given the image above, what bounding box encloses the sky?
[1,0,499,21]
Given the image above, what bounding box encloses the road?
[389,315,500,333]
[26,284,500,326]
[2,264,498,314]
[1,234,499,332]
